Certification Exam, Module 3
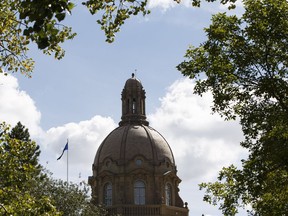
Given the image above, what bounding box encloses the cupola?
[119,73,148,126]
[89,74,189,216]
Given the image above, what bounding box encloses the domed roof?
[93,74,175,169]
[124,73,143,90]
[94,124,175,166]
[89,75,187,212]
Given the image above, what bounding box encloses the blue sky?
[0,0,248,215]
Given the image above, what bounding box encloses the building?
[89,74,189,216]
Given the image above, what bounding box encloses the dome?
[94,124,175,167]
[89,74,187,213]
[124,73,143,90]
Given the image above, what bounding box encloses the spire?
[119,74,149,126]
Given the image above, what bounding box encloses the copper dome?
[94,124,175,167]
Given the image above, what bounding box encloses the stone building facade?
[89,74,189,216]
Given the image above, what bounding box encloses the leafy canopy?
[178,0,288,215]
[0,0,239,77]
[0,0,76,77]
[35,171,107,216]
[0,122,106,215]
[0,122,60,215]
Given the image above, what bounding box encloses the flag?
[57,141,68,160]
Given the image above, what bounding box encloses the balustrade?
[105,204,188,216]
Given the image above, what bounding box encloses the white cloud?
[148,0,177,10]
[147,78,247,215]
[41,116,117,181]
[148,78,247,182]
[148,0,191,10]
[44,116,116,164]
[148,0,244,15]
[0,74,117,181]
[0,74,43,137]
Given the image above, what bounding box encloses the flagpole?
[67,139,69,186]
[57,140,69,188]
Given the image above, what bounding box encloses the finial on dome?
[132,69,137,78]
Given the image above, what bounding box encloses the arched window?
[134,180,145,205]
[126,99,130,114]
[165,183,172,206]
[104,182,112,206]
[132,98,136,113]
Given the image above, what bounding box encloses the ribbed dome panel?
[94,125,175,166]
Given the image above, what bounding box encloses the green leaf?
[55,12,66,22]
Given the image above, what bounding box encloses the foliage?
[0,0,76,77]
[191,0,238,9]
[86,0,239,42]
[35,171,107,216]
[0,122,60,215]
[83,0,150,43]
[9,121,31,141]
[177,0,288,215]
[0,121,106,215]
[0,0,242,77]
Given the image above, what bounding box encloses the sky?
[0,0,248,215]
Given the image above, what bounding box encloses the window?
[104,183,112,206]
[141,99,144,114]
[134,180,145,205]
[136,159,142,166]
[126,99,130,114]
[132,98,136,113]
[165,183,172,206]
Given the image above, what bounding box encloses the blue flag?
[57,141,68,160]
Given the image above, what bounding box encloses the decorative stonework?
[89,74,189,215]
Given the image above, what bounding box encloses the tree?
[35,171,107,216]
[177,0,288,215]
[9,121,31,141]
[0,0,241,77]
[0,122,106,215]
[0,122,60,215]
[0,0,76,76]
